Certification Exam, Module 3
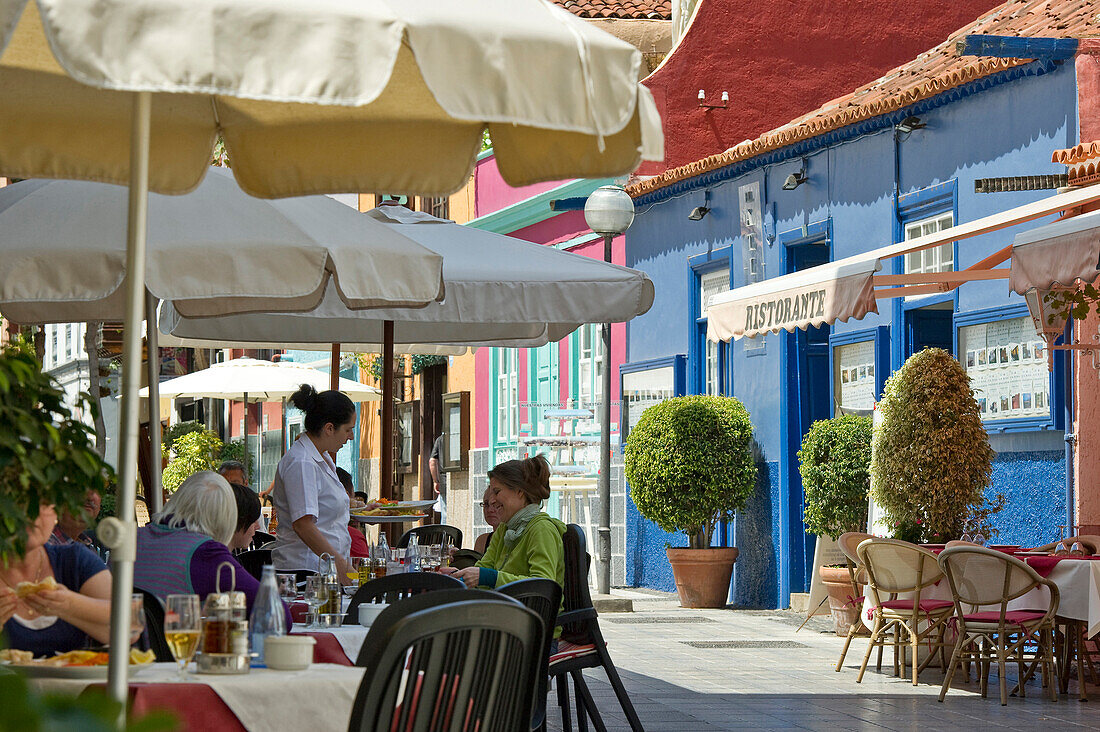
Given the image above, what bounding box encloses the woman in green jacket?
[443,455,565,590]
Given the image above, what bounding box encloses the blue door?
[906,308,953,356]
[783,241,831,597]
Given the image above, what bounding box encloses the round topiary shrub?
[799,415,872,540]
[624,395,757,548]
[870,348,998,542]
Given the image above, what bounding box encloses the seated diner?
[1,503,111,656]
[442,455,565,590]
[133,471,290,624]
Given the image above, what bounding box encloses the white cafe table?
[27,662,365,732]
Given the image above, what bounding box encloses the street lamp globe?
[584,185,634,235]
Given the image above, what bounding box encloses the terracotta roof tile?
[554,0,672,20]
[628,0,1100,199]
[1053,141,1100,164]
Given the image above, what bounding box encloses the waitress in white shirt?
[272,384,356,583]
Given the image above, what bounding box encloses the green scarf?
[502,503,542,550]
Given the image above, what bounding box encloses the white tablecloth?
[29,662,366,731]
[861,557,1100,636]
[291,623,369,664]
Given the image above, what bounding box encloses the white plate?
[350,514,428,523]
[9,661,154,679]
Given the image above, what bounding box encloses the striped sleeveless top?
[133,523,211,600]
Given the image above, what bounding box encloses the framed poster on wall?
[833,339,876,412]
[958,315,1048,422]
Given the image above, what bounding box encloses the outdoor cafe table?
[860,552,1100,637]
[27,662,365,732]
[291,623,369,666]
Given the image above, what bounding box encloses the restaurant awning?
[707,184,1100,341]
[1010,207,1100,294]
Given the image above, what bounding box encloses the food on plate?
[14,576,58,598]
[353,506,424,517]
[3,648,155,667]
[0,649,33,663]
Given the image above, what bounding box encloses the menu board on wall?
[958,316,1048,421]
[833,340,876,411]
[622,365,675,437]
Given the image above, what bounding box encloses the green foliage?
[161,420,204,447]
[799,415,872,540]
[218,439,253,482]
[624,395,757,548]
[162,429,222,494]
[870,348,1000,543]
[357,353,447,381]
[0,671,177,731]
[0,349,113,561]
[1043,283,1099,323]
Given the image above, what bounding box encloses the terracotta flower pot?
[665,547,739,608]
[820,564,867,637]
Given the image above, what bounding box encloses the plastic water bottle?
[250,565,287,665]
[405,534,421,573]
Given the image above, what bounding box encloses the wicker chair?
[834,532,873,673]
[856,538,954,685]
[937,545,1059,705]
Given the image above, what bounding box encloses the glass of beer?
[164,594,201,679]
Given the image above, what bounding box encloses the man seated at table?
[47,489,108,561]
[218,459,249,488]
[133,471,290,625]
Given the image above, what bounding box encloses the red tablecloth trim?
[290,602,309,624]
[1017,554,1100,578]
[85,682,247,732]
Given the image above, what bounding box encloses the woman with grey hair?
[133,471,289,622]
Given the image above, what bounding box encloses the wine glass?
[130,594,146,646]
[304,575,327,628]
[440,535,453,569]
[164,594,201,679]
[420,544,441,573]
[275,573,298,602]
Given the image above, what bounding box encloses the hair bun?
[522,455,551,499]
[290,383,318,412]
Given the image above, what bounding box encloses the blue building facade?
[622,52,1079,608]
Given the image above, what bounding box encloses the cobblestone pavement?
[545,588,1100,731]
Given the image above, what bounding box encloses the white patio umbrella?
[0,169,445,324]
[0,0,662,703]
[143,358,381,403]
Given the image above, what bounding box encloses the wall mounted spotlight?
[688,190,712,220]
[895,115,926,134]
[782,171,808,190]
[698,90,729,109]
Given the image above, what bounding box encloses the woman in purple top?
[133,471,290,626]
[1,504,112,656]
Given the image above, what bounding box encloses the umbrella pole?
[281,397,288,456]
[330,343,340,390]
[145,293,163,514]
[380,322,394,508]
[104,90,152,713]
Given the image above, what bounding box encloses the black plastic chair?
[396,524,463,550]
[134,587,173,663]
[500,578,563,732]
[342,571,464,624]
[249,531,275,550]
[551,524,643,732]
[347,595,543,732]
[235,548,272,581]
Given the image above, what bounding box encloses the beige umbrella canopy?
[0,0,663,703]
[0,0,662,197]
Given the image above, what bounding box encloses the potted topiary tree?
[0,348,113,561]
[799,414,872,635]
[624,395,757,608]
[870,348,1001,543]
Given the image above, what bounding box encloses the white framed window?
[705,339,721,395]
[698,268,729,395]
[904,212,954,276]
[49,326,58,367]
[577,324,605,410]
[495,349,519,442]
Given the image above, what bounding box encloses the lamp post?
[584,185,634,596]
